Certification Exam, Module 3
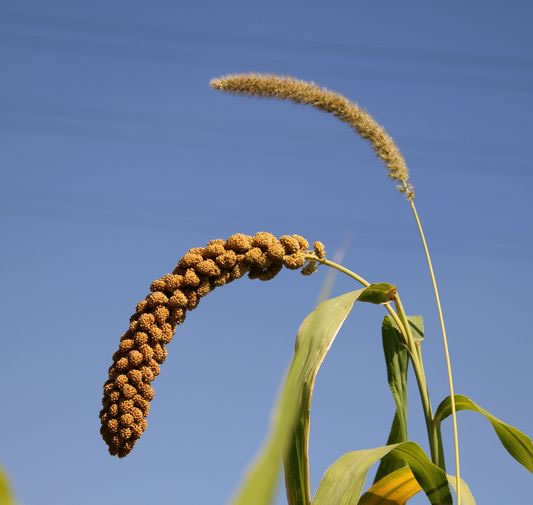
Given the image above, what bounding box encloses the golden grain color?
[100,232,320,457]
[210,73,412,191]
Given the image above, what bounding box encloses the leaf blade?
[284,384,313,505]
[446,474,476,505]
[311,442,452,505]
[374,316,423,483]
[360,466,420,505]
[358,468,477,505]
[359,283,397,305]
[434,394,533,472]
[229,289,363,505]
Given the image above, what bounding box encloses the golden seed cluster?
[210,73,412,193]
[100,232,322,457]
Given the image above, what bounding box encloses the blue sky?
[1,1,531,504]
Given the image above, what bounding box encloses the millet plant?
[98,74,532,505]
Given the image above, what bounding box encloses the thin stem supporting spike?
[309,253,440,464]
[405,185,462,505]
[304,254,406,337]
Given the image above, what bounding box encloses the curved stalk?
[304,254,406,340]
[404,184,461,503]
[305,254,440,463]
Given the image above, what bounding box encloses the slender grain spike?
[211,73,412,193]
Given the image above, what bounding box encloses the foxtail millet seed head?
[210,73,413,195]
[100,232,323,457]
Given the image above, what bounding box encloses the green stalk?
[393,293,440,465]
[306,254,441,464]
[404,183,462,503]
[305,255,405,337]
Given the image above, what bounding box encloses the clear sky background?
[1,1,531,504]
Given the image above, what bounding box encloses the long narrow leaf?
[284,386,313,505]
[434,394,533,472]
[446,474,476,505]
[312,441,453,505]
[229,289,363,505]
[373,316,415,483]
[373,416,407,491]
[358,467,477,505]
[360,466,420,504]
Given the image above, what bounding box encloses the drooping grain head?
[100,232,320,457]
[210,73,413,196]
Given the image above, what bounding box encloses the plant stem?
[305,255,405,337]
[393,293,440,465]
[306,253,441,463]
[404,184,462,504]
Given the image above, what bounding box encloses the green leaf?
[360,466,420,504]
[373,316,410,483]
[284,385,313,505]
[446,474,476,505]
[374,316,424,483]
[434,394,533,472]
[285,256,350,505]
[407,316,424,345]
[373,413,407,484]
[359,283,397,304]
[229,289,363,505]
[0,467,16,505]
[312,441,452,505]
[358,467,477,505]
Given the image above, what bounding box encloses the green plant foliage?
[434,395,533,472]
[229,289,363,505]
[358,283,397,305]
[446,474,476,505]
[407,316,424,344]
[0,467,16,505]
[358,467,477,505]
[210,72,533,504]
[312,442,452,505]
[373,316,419,483]
[284,384,312,505]
[360,466,420,504]
[372,414,407,482]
